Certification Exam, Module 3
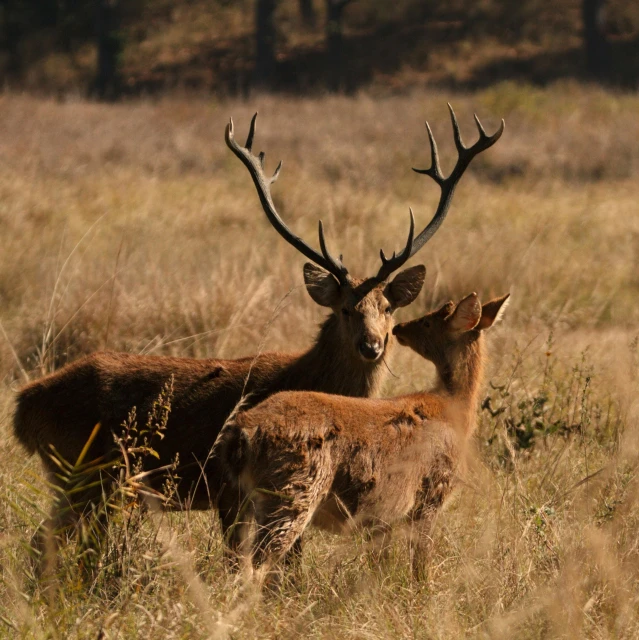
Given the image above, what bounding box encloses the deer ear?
[477,294,510,330]
[448,293,482,332]
[386,265,426,308]
[437,300,455,317]
[303,263,342,307]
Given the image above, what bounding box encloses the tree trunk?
[3,12,23,75]
[95,0,122,100]
[254,0,277,90]
[325,0,352,92]
[583,0,609,79]
[299,0,316,29]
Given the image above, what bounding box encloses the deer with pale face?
[13,107,503,565]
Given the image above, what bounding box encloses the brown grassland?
[1,83,639,638]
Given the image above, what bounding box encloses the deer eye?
[384,306,392,315]
[341,308,350,317]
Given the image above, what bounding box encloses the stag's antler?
[225,114,349,284]
[375,104,505,282]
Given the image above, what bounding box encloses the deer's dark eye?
[341,308,350,317]
[385,306,392,315]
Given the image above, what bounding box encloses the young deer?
[218,292,510,579]
[13,109,503,553]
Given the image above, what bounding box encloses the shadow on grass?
[121,21,639,96]
[3,9,638,96]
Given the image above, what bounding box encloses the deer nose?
[392,324,408,346]
[358,340,383,361]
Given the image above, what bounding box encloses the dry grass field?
[1,82,639,638]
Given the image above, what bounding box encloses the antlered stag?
[218,292,510,579]
[13,108,504,548]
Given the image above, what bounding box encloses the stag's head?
[225,109,504,364]
[303,262,425,362]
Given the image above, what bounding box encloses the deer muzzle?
[358,339,384,362]
[392,321,412,347]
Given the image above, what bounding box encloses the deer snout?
[358,339,383,362]
[392,322,409,346]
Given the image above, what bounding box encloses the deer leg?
[371,521,393,561]
[360,519,393,568]
[217,485,252,572]
[284,537,303,568]
[30,505,67,581]
[252,507,308,570]
[30,460,94,563]
[32,482,108,585]
[408,509,438,582]
[251,495,317,589]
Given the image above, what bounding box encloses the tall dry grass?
[1,82,639,638]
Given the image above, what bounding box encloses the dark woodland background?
[1,0,638,99]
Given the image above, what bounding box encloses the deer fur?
[13,266,426,539]
[14,106,504,555]
[217,292,509,578]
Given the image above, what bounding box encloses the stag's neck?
[431,335,485,438]
[281,314,389,398]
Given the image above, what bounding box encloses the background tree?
[254,0,277,90]
[95,0,122,100]
[583,0,610,79]
[0,0,58,74]
[325,0,354,92]
[299,0,316,29]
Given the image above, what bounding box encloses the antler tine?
[271,160,282,182]
[473,113,487,138]
[375,208,415,282]
[245,112,257,151]
[448,103,466,154]
[318,221,348,278]
[473,111,505,145]
[413,122,444,184]
[226,114,348,283]
[405,105,505,260]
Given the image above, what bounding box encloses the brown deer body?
[12,109,503,547]
[218,293,510,577]
[14,298,411,509]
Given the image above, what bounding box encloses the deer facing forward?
[13,108,503,558]
[218,292,510,579]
